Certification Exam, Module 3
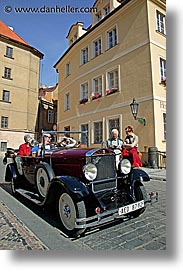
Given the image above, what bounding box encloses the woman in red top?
[122,126,142,167]
[18,134,32,156]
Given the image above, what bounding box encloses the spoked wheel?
[35,163,54,200]
[58,191,86,238]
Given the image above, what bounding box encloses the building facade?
[35,84,58,139]
[54,0,166,156]
[0,20,43,151]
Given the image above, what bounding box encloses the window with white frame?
[66,63,70,77]
[80,82,88,104]
[1,116,8,128]
[160,58,166,81]
[48,110,54,124]
[6,46,13,58]
[2,90,10,102]
[64,93,70,111]
[81,47,88,65]
[81,124,88,144]
[3,67,12,79]
[107,27,117,49]
[93,38,102,58]
[156,10,166,35]
[106,68,119,95]
[92,76,102,99]
[163,113,166,140]
[108,118,120,138]
[94,121,103,144]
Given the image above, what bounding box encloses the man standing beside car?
[106,129,123,167]
[106,129,123,151]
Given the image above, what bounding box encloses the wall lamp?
[130,98,146,126]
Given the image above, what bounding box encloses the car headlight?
[83,163,97,181]
[120,159,131,174]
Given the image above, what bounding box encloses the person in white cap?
[43,133,51,151]
[18,134,32,156]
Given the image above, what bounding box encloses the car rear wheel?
[58,191,86,238]
[35,163,54,200]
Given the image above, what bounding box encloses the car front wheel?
[58,191,86,238]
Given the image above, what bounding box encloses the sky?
[0,0,95,87]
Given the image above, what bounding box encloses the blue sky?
[0,0,95,86]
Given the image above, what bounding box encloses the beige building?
[0,20,43,151]
[55,0,166,156]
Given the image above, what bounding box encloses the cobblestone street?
[0,200,47,250]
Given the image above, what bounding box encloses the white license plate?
[118,200,144,215]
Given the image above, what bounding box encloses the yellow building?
[0,20,43,151]
[54,0,166,156]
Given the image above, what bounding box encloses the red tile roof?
[0,20,29,46]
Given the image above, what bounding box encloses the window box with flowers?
[91,93,102,100]
[105,87,119,96]
[79,98,88,104]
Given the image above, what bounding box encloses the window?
[104,5,110,16]
[106,69,119,95]
[93,38,102,58]
[66,63,70,77]
[160,58,166,81]
[107,27,117,49]
[108,118,120,138]
[92,76,102,99]
[81,47,88,65]
[1,142,7,152]
[80,82,88,104]
[163,113,166,140]
[3,67,12,79]
[64,93,70,111]
[156,11,166,35]
[5,46,13,58]
[81,124,88,145]
[1,116,8,128]
[48,110,54,124]
[96,12,102,22]
[2,90,10,102]
[94,121,103,144]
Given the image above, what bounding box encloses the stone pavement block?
[0,201,48,250]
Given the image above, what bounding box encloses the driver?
[59,136,77,148]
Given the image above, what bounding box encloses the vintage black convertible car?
[3,130,157,237]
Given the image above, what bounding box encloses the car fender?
[5,163,18,182]
[45,176,92,205]
[131,168,150,182]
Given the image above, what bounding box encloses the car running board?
[16,188,43,205]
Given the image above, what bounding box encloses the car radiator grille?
[91,154,117,193]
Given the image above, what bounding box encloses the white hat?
[44,133,51,138]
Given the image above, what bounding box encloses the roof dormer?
[92,0,121,26]
[67,22,87,47]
